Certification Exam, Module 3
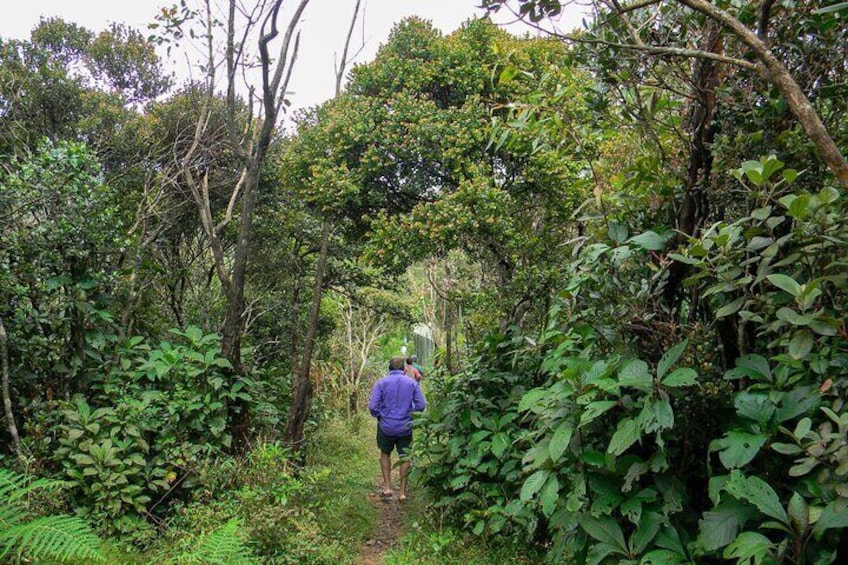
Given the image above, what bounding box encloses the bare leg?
[398,460,411,500]
[380,451,393,495]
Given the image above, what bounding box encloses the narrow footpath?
[357,474,405,565]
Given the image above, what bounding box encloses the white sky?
[1,0,587,120]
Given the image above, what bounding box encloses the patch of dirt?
[357,476,405,565]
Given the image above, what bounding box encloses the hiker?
[410,355,425,379]
[368,356,427,501]
[405,356,422,382]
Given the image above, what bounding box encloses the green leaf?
[812,500,848,537]
[662,368,697,388]
[787,492,809,534]
[716,297,746,318]
[813,2,848,15]
[788,331,814,360]
[651,398,674,431]
[710,432,767,469]
[580,401,618,428]
[776,307,811,326]
[788,458,818,477]
[581,515,628,553]
[498,65,518,83]
[808,319,837,336]
[586,542,624,565]
[540,475,560,517]
[640,549,686,564]
[723,531,773,563]
[732,355,771,382]
[770,443,802,455]
[608,222,628,244]
[654,526,688,558]
[491,432,510,458]
[619,360,652,391]
[734,392,774,423]
[628,230,667,251]
[782,169,798,184]
[608,418,641,456]
[793,417,812,439]
[631,511,662,554]
[696,499,757,552]
[580,449,606,467]
[657,340,687,379]
[548,422,573,462]
[725,470,788,525]
[520,470,549,501]
[766,274,801,297]
[518,388,548,412]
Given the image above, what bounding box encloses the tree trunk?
[444,262,456,375]
[664,21,722,305]
[348,389,358,416]
[285,221,330,452]
[1,317,25,465]
[222,161,263,452]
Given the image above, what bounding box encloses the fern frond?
[0,503,26,529]
[0,514,106,563]
[170,519,256,565]
[0,467,67,502]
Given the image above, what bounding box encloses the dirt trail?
[357,476,405,565]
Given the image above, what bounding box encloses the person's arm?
[368,380,382,418]
[411,382,427,412]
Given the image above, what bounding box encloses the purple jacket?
[368,369,427,437]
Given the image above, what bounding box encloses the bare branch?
[336,0,364,94]
[678,0,848,188]
[572,36,758,70]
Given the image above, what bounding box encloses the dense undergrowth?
[413,164,848,564]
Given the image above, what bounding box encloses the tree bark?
[677,0,848,189]
[285,221,330,451]
[664,21,722,304]
[1,317,25,465]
